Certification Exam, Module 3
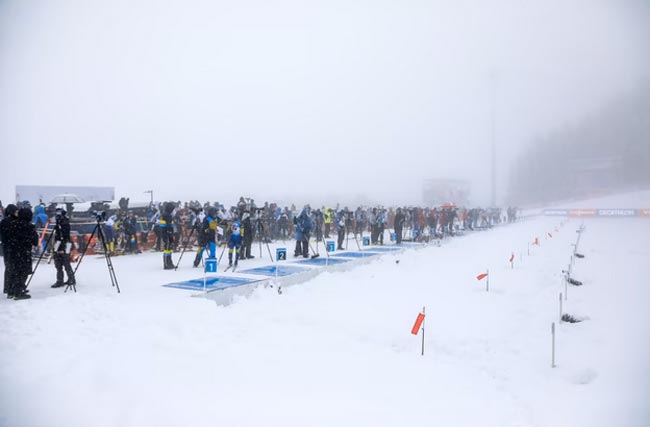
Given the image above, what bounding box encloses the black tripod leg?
[97,224,120,293]
[74,224,99,275]
[99,226,120,294]
[354,233,361,251]
[26,226,55,289]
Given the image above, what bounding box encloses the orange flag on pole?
[411,312,425,335]
[533,237,539,246]
[509,253,515,263]
[476,273,489,281]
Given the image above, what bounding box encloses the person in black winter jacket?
[394,207,405,244]
[335,210,346,250]
[6,208,38,299]
[123,211,140,254]
[241,211,255,260]
[1,204,19,296]
[161,202,176,269]
[293,207,313,258]
[51,208,75,288]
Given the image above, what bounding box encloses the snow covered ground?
[1,193,649,427]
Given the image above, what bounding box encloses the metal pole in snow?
[559,293,563,322]
[421,306,426,356]
[551,322,556,368]
[486,269,490,292]
[564,274,568,300]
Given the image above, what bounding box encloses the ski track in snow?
[1,192,650,427]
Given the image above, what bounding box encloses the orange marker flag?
[411,312,425,335]
[476,273,489,281]
[509,253,515,263]
[533,237,539,245]
[37,219,50,248]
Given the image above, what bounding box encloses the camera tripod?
[72,217,120,293]
[254,214,274,262]
[25,224,56,289]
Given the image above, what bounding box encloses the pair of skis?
[223,263,238,273]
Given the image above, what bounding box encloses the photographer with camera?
[51,208,75,289]
[241,209,255,260]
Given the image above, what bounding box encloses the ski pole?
[174,224,196,270]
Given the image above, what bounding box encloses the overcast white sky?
[1,0,648,207]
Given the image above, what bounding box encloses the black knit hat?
[18,207,33,221]
[5,204,18,216]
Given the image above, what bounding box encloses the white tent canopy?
[50,193,85,204]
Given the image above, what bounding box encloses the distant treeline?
[508,87,650,206]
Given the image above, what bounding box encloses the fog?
[1,0,648,207]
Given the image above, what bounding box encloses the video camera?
[93,210,107,221]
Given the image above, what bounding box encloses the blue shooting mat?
[362,246,402,252]
[164,276,260,291]
[292,257,351,266]
[238,264,310,277]
[396,242,427,247]
[330,251,380,258]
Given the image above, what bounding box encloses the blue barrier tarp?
[239,265,310,277]
[164,276,260,291]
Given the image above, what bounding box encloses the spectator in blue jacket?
[33,204,48,229]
